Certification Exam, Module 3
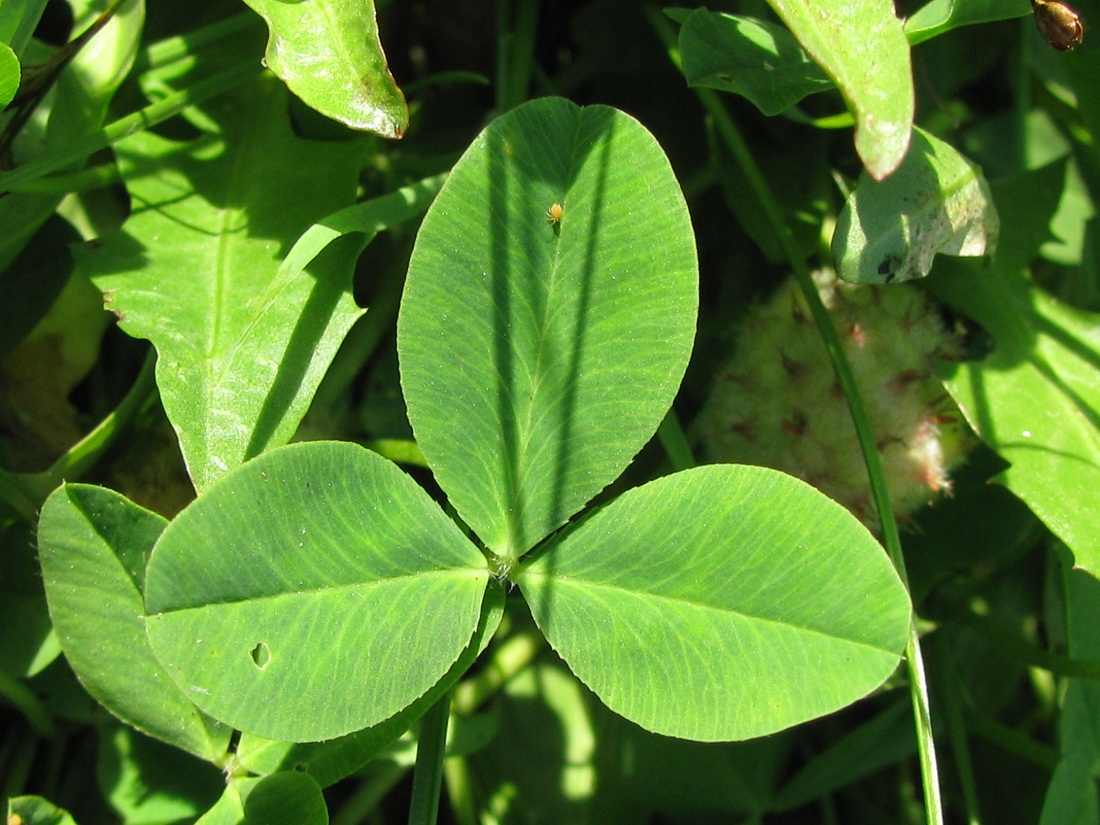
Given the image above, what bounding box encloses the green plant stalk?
[331,764,407,825]
[494,0,540,112]
[656,409,695,472]
[5,163,121,194]
[135,10,257,73]
[643,6,943,823]
[0,60,260,194]
[949,607,1100,679]
[933,633,982,825]
[966,710,1060,769]
[1,0,131,156]
[9,349,157,511]
[407,690,452,825]
[0,667,54,739]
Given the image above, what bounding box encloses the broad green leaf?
[679,10,834,116]
[929,163,1100,574]
[235,583,505,787]
[242,772,327,825]
[905,0,1031,45]
[518,465,911,742]
[144,441,490,742]
[398,97,698,561]
[242,0,407,138]
[833,126,998,283]
[933,262,1100,576]
[37,484,230,761]
[83,73,367,492]
[766,0,913,179]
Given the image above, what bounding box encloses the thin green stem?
[5,163,122,194]
[948,607,1100,680]
[656,409,696,472]
[332,765,407,825]
[644,6,943,823]
[12,348,158,510]
[135,11,257,73]
[0,668,54,739]
[1,0,132,156]
[494,0,540,112]
[407,691,452,825]
[933,633,982,825]
[0,60,259,194]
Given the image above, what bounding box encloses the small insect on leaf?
[1032,0,1084,51]
[546,202,563,225]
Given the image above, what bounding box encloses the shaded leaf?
[37,484,230,760]
[679,10,834,116]
[519,465,911,741]
[933,264,1100,576]
[833,126,998,283]
[766,0,913,179]
[242,0,407,137]
[242,772,327,825]
[84,73,366,492]
[930,166,1100,575]
[398,97,698,561]
[144,441,489,742]
[99,726,225,823]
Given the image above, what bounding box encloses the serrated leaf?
[144,441,489,742]
[398,97,698,561]
[519,465,911,742]
[833,126,998,283]
[37,484,231,761]
[680,10,834,116]
[766,0,913,179]
[242,0,407,138]
[83,73,367,492]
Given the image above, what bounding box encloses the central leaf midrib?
[523,573,902,650]
[152,565,487,615]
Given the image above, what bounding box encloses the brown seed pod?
[1032,0,1084,51]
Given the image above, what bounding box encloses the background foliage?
[3,0,1100,823]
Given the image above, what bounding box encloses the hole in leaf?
[249,642,271,669]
